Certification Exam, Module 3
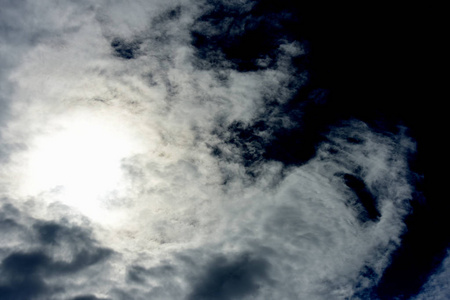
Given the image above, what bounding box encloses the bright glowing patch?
[22,107,143,224]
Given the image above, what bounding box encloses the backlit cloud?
[0,1,433,299]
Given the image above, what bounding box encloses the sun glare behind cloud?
[21,107,143,224]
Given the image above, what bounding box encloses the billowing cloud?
[0,1,434,299]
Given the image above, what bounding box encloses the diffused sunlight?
[21,107,144,224]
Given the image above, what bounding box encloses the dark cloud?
[0,246,112,299]
[0,201,113,299]
[0,251,51,300]
[127,265,148,284]
[111,38,141,60]
[34,221,66,245]
[33,221,96,247]
[188,254,272,300]
[71,295,110,300]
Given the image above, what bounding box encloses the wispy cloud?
[0,1,427,299]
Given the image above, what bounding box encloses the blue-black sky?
[0,1,436,299]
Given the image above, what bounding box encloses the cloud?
[187,253,272,300]
[0,251,50,300]
[71,296,110,300]
[0,0,430,299]
[413,251,450,300]
[0,199,114,300]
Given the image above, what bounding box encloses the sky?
[0,1,437,299]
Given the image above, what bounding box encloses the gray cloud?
[71,296,110,300]
[0,0,427,299]
[0,199,114,300]
[187,253,272,300]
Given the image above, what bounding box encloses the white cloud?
[0,0,423,299]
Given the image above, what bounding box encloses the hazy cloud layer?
[0,1,432,299]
